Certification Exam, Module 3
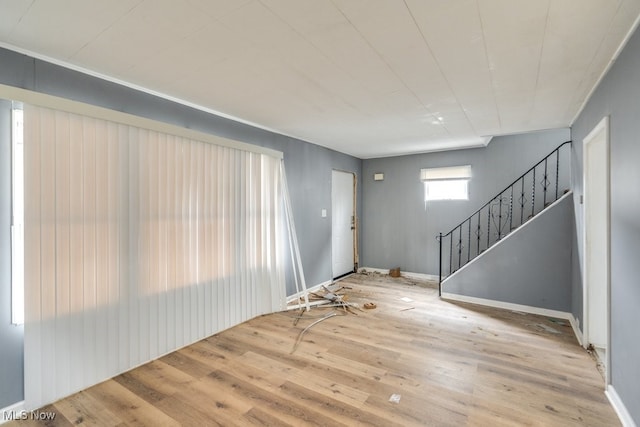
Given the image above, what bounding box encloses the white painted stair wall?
[442,192,573,313]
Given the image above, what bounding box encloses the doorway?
[583,116,610,383]
[331,170,356,279]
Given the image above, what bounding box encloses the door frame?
[331,169,357,279]
[582,115,611,385]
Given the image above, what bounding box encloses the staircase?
[437,141,572,296]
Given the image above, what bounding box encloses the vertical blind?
[23,104,285,410]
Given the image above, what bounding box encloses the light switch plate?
[321,209,327,218]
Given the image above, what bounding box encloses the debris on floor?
[400,307,414,312]
[547,318,567,326]
[388,393,401,404]
[389,267,401,278]
[530,323,561,334]
[359,269,383,276]
[476,326,499,337]
[400,297,413,303]
[288,284,363,314]
[291,312,337,353]
[363,302,377,309]
[287,282,369,352]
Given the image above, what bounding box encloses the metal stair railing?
[437,141,572,296]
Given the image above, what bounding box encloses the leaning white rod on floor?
[283,174,302,299]
[281,161,310,311]
[281,162,301,299]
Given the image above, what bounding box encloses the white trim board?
[0,401,25,425]
[606,385,638,427]
[582,115,611,391]
[568,314,584,347]
[441,292,582,345]
[358,267,438,282]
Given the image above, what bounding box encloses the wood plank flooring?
[7,273,619,426]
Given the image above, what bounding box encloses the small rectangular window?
[420,165,471,202]
[425,179,468,200]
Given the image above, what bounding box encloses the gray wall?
[0,48,362,408]
[0,100,24,408]
[443,193,573,312]
[361,128,570,276]
[571,25,640,424]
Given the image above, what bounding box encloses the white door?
[332,170,355,279]
[584,116,609,377]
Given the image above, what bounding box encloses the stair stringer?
[441,191,573,312]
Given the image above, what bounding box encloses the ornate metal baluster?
[520,178,525,226]
[449,232,453,274]
[467,219,471,263]
[531,168,536,218]
[543,158,548,207]
[556,147,560,200]
[509,185,514,232]
[487,202,491,248]
[476,211,481,256]
[438,232,442,296]
[458,226,463,270]
[497,196,503,240]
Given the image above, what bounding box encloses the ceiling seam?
[402,0,479,137]
[68,0,145,61]
[330,0,450,138]
[257,0,375,117]
[528,0,551,127]
[475,0,502,131]
[7,0,35,39]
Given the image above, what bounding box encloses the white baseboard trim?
[441,293,585,346]
[568,314,583,347]
[1,400,25,425]
[441,292,583,336]
[606,385,637,427]
[358,267,438,282]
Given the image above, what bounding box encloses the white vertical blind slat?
[39,110,56,406]
[68,114,84,392]
[203,145,213,337]
[95,118,110,382]
[54,111,71,398]
[157,133,168,355]
[24,106,42,407]
[166,135,177,352]
[81,116,97,388]
[137,129,150,364]
[106,122,120,376]
[117,124,130,373]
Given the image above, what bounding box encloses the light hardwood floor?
[9,273,619,426]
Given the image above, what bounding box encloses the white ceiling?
[1,0,639,158]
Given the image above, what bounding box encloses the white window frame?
[421,165,471,202]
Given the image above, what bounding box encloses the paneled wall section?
[23,105,285,410]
